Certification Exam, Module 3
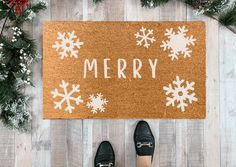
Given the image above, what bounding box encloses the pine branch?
[0,7,13,36]
[204,0,229,16]
[14,1,48,26]
[184,0,229,16]
[93,0,104,3]
[30,1,48,13]
[0,0,47,132]
[141,0,170,8]
[219,2,236,26]
[0,95,31,132]
[0,1,9,10]
[182,0,236,34]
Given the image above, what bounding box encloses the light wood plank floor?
[1,0,236,166]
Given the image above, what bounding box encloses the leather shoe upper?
[94,141,115,167]
[133,120,155,157]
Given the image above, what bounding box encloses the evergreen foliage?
[219,2,236,26]
[140,0,170,8]
[93,0,236,34]
[0,0,47,132]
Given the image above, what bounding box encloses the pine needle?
[141,0,170,8]
[219,2,236,26]
[184,0,229,16]
[93,0,104,3]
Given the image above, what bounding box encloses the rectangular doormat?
[43,21,206,119]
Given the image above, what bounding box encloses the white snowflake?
[86,93,108,114]
[160,26,196,60]
[52,31,84,60]
[163,76,198,112]
[51,80,83,113]
[134,27,156,48]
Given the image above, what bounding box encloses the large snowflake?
[163,76,198,112]
[52,31,84,60]
[51,80,83,113]
[160,26,196,60]
[134,27,156,48]
[86,93,108,114]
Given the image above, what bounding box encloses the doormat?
[43,21,206,119]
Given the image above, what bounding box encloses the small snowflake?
[160,26,196,60]
[52,31,84,60]
[51,80,83,113]
[134,27,156,48]
[86,93,108,114]
[163,76,198,112]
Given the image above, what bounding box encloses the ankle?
[137,155,152,167]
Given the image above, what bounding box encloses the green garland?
[140,0,171,7]
[219,1,236,26]
[0,0,47,132]
[184,0,236,33]
[95,0,236,34]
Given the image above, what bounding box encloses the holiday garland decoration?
[185,0,236,33]
[95,0,236,34]
[0,0,47,132]
[140,0,171,7]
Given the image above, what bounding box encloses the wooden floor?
[0,0,236,166]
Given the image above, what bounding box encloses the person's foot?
[94,141,115,167]
[133,120,155,158]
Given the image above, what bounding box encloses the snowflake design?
[160,26,196,60]
[163,76,198,112]
[52,31,84,60]
[86,93,108,114]
[134,27,156,48]
[51,80,83,113]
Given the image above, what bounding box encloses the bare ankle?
[137,155,152,167]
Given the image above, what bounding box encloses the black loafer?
[94,141,115,167]
[133,120,155,157]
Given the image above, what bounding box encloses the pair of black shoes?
[94,120,155,167]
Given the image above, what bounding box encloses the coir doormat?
[43,21,206,119]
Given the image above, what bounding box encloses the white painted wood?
[50,0,68,166]
[31,0,51,167]
[0,0,234,167]
[66,121,83,167]
[187,121,204,167]
[125,120,137,167]
[186,6,205,167]
[204,17,221,167]
[0,123,14,167]
[82,120,94,167]
[50,121,67,167]
[220,26,236,166]
[14,132,32,167]
[105,120,125,167]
